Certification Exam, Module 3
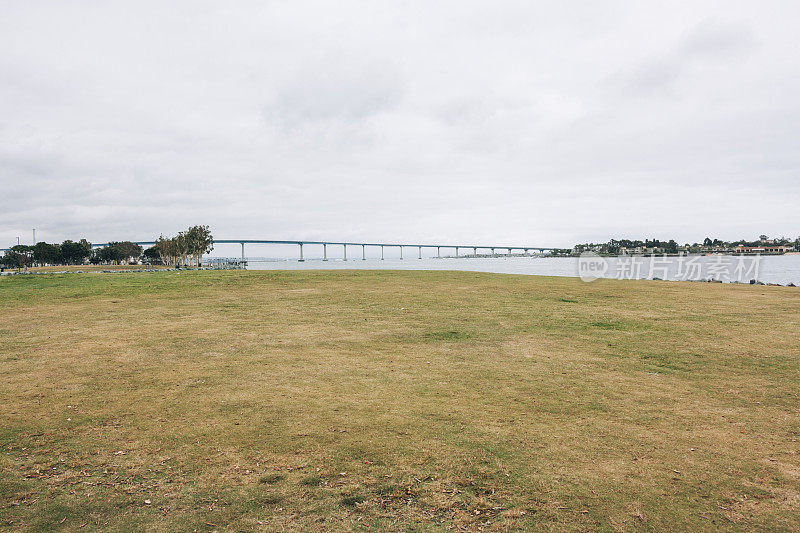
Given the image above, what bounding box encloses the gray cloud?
[624,18,756,97]
[1,1,799,249]
[268,60,403,129]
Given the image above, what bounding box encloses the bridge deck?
[3,239,559,253]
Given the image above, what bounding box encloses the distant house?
[619,246,663,255]
[734,244,793,254]
[619,247,640,255]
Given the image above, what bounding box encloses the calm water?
[245,255,800,285]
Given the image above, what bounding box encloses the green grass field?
[1,270,798,531]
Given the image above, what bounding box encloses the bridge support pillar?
[399,246,403,260]
[299,243,304,262]
[343,245,347,261]
[473,247,477,256]
[241,242,245,261]
[362,244,366,260]
[437,246,441,258]
[381,246,384,260]
[455,247,459,257]
[491,247,495,257]
[418,246,422,259]
[508,248,512,256]
[323,243,327,261]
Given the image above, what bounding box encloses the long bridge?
[2,239,560,261]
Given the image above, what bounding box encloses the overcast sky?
[1,1,799,250]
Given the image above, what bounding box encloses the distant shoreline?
[568,252,798,258]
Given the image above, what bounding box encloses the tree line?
[1,226,214,270]
[149,226,214,266]
[571,234,800,255]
